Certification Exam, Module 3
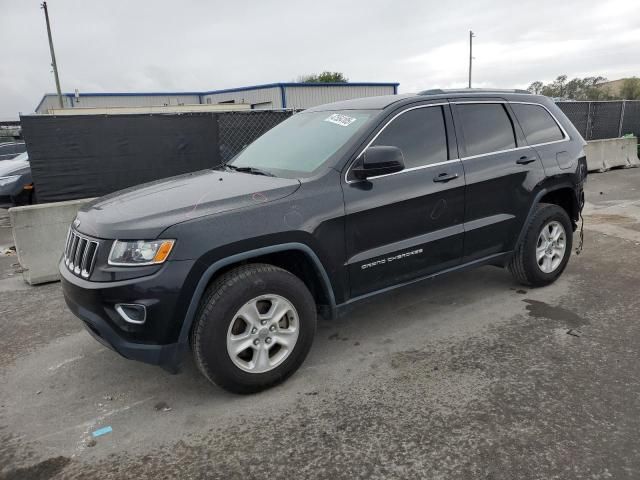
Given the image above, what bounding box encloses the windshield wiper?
[224,164,276,177]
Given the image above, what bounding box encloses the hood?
[0,153,29,177]
[76,169,300,239]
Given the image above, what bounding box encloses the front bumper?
[60,258,195,372]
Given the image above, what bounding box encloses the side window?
[457,103,516,157]
[371,106,448,169]
[511,103,565,145]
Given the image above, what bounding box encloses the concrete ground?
[1,168,640,480]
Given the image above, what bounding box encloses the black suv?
[61,90,587,393]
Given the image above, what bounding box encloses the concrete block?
[585,136,640,172]
[9,198,95,285]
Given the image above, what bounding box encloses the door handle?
[516,155,536,165]
[433,172,459,183]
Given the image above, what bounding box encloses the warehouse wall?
[70,94,201,110]
[201,87,282,109]
[36,94,201,113]
[35,83,400,114]
[36,95,73,113]
[284,85,396,109]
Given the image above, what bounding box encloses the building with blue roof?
[35,82,399,114]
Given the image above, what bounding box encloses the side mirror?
[352,145,405,180]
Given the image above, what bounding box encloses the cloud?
[1,0,639,119]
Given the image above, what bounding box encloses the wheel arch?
[539,187,580,223]
[514,183,580,251]
[177,243,336,348]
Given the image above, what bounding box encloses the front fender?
[173,242,336,357]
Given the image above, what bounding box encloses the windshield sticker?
[324,113,357,127]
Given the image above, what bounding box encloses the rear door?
[509,102,571,174]
[451,100,546,260]
[342,103,466,298]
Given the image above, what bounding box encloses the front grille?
[63,229,99,279]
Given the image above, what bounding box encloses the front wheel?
[508,203,573,287]
[191,264,317,394]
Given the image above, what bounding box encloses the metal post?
[618,100,626,137]
[41,2,63,109]
[468,31,475,88]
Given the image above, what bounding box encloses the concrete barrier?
[585,136,640,172]
[9,198,94,285]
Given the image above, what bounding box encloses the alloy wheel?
[536,220,567,274]
[226,294,300,373]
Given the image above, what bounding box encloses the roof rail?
[418,88,531,95]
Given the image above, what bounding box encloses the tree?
[527,81,543,94]
[528,74,608,100]
[551,75,568,97]
[620,78,640,100]
[297,71,348,83]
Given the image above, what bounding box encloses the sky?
[1,0,639,120]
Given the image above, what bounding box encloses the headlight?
[0,175,20,187]
[108,239,175,266]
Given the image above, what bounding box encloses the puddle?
[522,299,587,328]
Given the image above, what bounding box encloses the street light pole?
[41,2,64,109]
[468,30,475,89]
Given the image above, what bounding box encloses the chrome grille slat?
[63,229,72,260]
[64,231,73,264]
[68,235,79,268]
[80,242,90,276]
[81,241,99,278]
[74,238,86,274]
[64,228,100,279]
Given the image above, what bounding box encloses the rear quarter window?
[511,103,565,145]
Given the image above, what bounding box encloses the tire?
[191,263,317,394]
[508,203,573,287]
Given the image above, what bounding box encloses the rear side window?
[511,103,565,145]
[371,106,448,169]
[457,104,516,157]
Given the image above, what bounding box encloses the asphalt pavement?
[1,168,640,479]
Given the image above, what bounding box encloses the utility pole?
[468,30,475,89]
[41,2,64,109]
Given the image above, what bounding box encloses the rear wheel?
[508,203,573,287]
[191,264,316,394]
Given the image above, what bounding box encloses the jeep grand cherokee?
[61,90,587,393]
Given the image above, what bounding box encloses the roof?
[306,89,542,111]
[35,82,400,112]
[418,88,531,95]
[305,94,414,111]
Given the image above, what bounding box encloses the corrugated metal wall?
[202,87,282,109]
[37,95,73,113]
[35,85,398,113]
[284,85,396,109]
[36,94,201,113]
[71,94,201,109]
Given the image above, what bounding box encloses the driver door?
[342,103,466,298]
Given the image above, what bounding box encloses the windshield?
[228,110,375,177]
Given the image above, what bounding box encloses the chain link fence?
[556,100,640,140]
[217,103,640,158]
[218,110,297,162]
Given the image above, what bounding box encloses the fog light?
[115,304,147,324]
